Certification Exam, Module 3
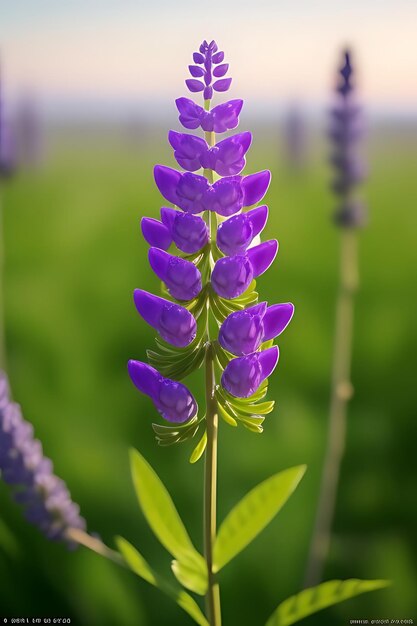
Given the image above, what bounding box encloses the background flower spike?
[246,240,279,278]
[141,217,172,250]
[148,248,202,301]
[133,289,197,347]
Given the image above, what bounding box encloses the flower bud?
[148,248,202,301]
[221,347,279,398]
[128,361,197,423]
[133,289,197,347]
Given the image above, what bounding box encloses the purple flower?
[211,240,278,299]
[219,301,294,356]
[221,347,279,398]
[175,98,243,133]
[0,372,86,545]
[330,50,367,227]
[169,130,252,176]
[154,165,271,217]
[217,205,268,256]
[141,208,208,254]
[0,75,16,178]
[128,361,197,423]
[133,289,197,347]
[148,248,202,301]
[186,40,232,99]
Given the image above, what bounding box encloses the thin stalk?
[0,191,7,370]
[66,527,126,568]
[201,106,221,625]
[304,229,358,587]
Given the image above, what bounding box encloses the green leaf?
[213,465,306,572]
[189,430,207,463]
[265,579,391,626]
[130,449,207,594]
[116,537,208,626]
[171,559,207,595]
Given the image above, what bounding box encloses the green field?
[1,122,416,625]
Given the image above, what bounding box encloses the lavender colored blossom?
[330,50,367,227]
[128,360,197,423]
[219,301,294,356]
[176,98,243,133]
[133,289,197,347]
[148,247,202,301]
[0,72,16,178]
[211,240,278,299]
[169,130,252,176]
[0,372,86,545]
[141,208,208,253]
[186,40,232,100]
[154,165,271,217]
[216,205,268,256]
[221,346,279,398]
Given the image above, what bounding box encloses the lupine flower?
[128,360,197,423]
[330,50,366,227]
[186,39,232,100]
[211,240,278,299]
[0,372,86,545]
[176,97,243,132]
[219,301,294,356]
[216,205,268,256]
[154,166,271,217]
[0,70,16,178]
[168,130,252,176]
[148,247,202,301]
[221,346,279,398]
[141,208,208,253]
[133,289,197,347]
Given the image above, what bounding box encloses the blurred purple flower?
[221,346,279,398]
[0,72,16,178]
[219,301,294,356]
[0,372,86,546]
[133,289,197,347]
[128,361,197,423]
[211,240,278,299]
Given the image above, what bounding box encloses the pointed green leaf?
[189,430,207,464]
[116,537,208,626]
[213,465,306,572]
[130,449,207,592]
[171,558,208,595]
[265,578,391,626]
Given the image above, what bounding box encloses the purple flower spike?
[175,98,243,134]
[0,372,86,546]
[148,248,202,301]
[212,240,278,300]
[161,207,208,253]
[217,205,268,255]
[221,346,279,398]
[141,217,172,250]
[219,301,294,356]
[133,289,197,347]
[128,361,197,423]
[187,40,231,99]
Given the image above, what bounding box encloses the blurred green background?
[1,117,416,624]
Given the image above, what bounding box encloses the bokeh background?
[1,1,417,624]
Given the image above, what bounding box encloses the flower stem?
[0,191,7,370]
[304,229,358,587]
[204,342,221,626]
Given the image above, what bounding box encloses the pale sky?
[1,0,416,116]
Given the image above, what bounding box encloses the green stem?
[304,229,359,587]
[0,191,7,370]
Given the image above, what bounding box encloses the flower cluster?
[128,40,294,436]
[330,50,366,227]
[0,371,86,545]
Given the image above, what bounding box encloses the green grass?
[1,124,416,625]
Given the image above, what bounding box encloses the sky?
[1,0,416,118]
